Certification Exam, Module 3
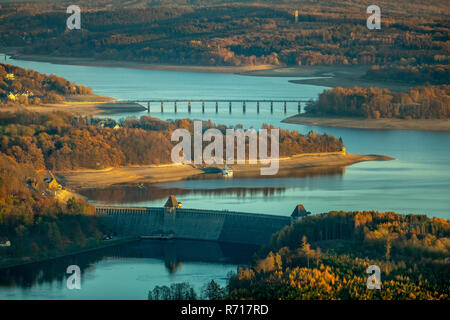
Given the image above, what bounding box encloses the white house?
[0,237,11,247]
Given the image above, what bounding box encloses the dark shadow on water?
[0,240,258,288]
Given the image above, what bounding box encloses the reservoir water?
[1,55,449,299]
[0,240,256,300]
[4,55,449,219]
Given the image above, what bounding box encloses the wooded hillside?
[304,85,450,119]
[0,111,344,171]
[225,210,450,299]
[0,63,92,107]
[1,0,448,67]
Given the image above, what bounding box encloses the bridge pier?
[128,99,311,114]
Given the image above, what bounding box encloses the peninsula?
[60,153,392,190]
[285,85,450,131]
[0,62,145,115]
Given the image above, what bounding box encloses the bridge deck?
[121,99,312,103]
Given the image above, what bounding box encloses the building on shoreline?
[0,237,11,247]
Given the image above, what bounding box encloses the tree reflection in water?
[0,240,258,288]
[80,166,345,204]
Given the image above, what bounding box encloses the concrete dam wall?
[95,206,292,245]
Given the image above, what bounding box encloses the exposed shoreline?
[1,48,413,91]
[58,153,394,190]
[283,115,450,132]
[1,94,147,116]
[241,64,413,92]
[1,48,274,74]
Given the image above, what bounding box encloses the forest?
[224,210,450,299]
[147,210,449,300]
[0,0,448,68]
[0,151,106,267]
[0,111,344,171]
[304,85,450,119]
[0,63,92,107]
[0,109,345,267]
[364,64,450,85]
[0,65,103,267]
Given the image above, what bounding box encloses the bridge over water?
[95,202,308,245]
[120,99,313,114]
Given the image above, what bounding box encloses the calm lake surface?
[1,55,449,299]
[0,240,257,300]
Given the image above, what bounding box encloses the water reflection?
[0,240,258,289]
[4,55,450,218]
[80,166,345,204]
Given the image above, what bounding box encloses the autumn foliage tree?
[305,85,450,119]
[0,1,448,68]
[226,211,450,300]
[0,152,105,265]
[0,111,345,171]
[0,63,92,107]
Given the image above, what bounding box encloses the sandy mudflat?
[240,65,413,91]
[231,153,393,173]
[59,164,205,189]
[284,115,450,132]
[2,49,273,74]
[58,153,393,190]
[2,97,146,116]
